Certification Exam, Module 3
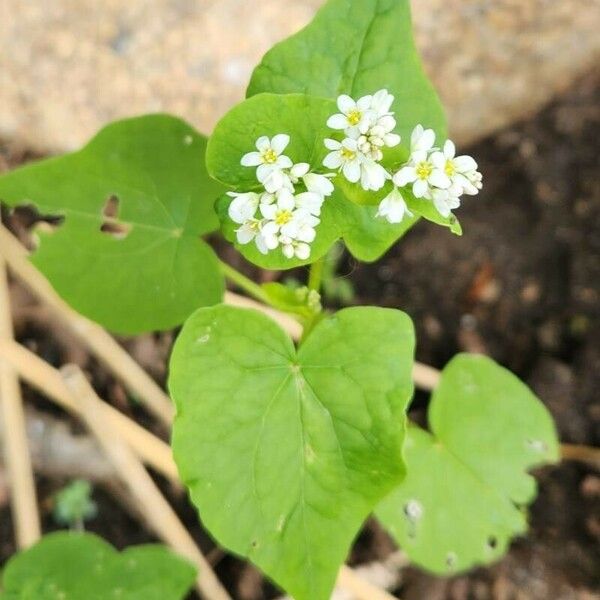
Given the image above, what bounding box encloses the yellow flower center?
[347,109,362,126]
[340,147,357,161]
[262,149,278,164]
[444,160,456,177]
[275,210,293,226]
[416,161,433,180]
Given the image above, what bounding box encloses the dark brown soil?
[0,73,598,599]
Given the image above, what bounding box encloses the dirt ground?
[0,73,598,599]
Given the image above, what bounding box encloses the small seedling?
[53,479,97,531]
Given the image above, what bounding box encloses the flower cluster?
[323,90,400,192]
[390,125,482,219]
[229,135,334,259]
[227,89,482,260]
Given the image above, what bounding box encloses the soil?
[0,73,598,599]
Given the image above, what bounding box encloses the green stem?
[218,260,271,306]
[307,257,325,292]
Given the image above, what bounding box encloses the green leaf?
[1,532,196,599]
[247,0,446,146]
[170,305,415,600]
[209,93,436,267]
[0,114,225,334]
[376,354,559,575]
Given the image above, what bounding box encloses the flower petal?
[276,155,293,169]
[256,163,275,182]
[413,178,429,198]
[357,95,373,111]
[282,243,294,259]
[271,134,290,155]
[416,128,435,152]
[454,155,478,172]
[236,224,256,245]
[323,151,343,169]
[295,191,324,215]
[343,160,361,183]
[383,133,401,148]
[241,152,262,167]
[255,234,269,254]
[260,203,277,220]
[327,114,349,130]
[290,163,310,178]
[337,94,356,114]
[430,151,446,170]
[229,193,258,223]
[255,136,270,152]
[295,243,311,260]
[324,138,341,150]
[429,170,451,189]
[277,189,295,211]
[303,173,334,197]
[262,169,285,193]
[393,166,417,187]
[443,139,456,159]
[411,124,424,147]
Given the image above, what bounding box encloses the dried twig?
[0,224,174,426]
[0,340,178,483]
[60,365,231,600]
[0,256,40,548]
[337,565,399,600]
[560,443,600,470]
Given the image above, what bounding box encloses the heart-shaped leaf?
[0,114,225,334]
[247,0,446,148]
[376,354,559,574]
[209,93,444,268]
[1,532,196,599]
[169,305,415,600]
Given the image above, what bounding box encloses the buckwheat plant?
[0,1,559,599]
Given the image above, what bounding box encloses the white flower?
[327,94,373,135]
[235,219,271,255]
[360,158,390,192]
[303,172,334,197]
[258,190,319,242]
[370,89,395,118]
[431,186,462,218]
[288,163,335,197]
[394,154,450,198]
[323,138,362,183]
[279,236,311,260]
[227,192,259,224]
[464,169,483,195]
[393,125,450,198]
[257,221,280,253]
[409,124,436,153]
[259,188,296,228]
[281,210,320,243]
[376,187,414,224]
[294,191,325,216]
[241,134,293,188]
[261,168,291,194]
[431,140,481,195]
[324,89,401,192]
